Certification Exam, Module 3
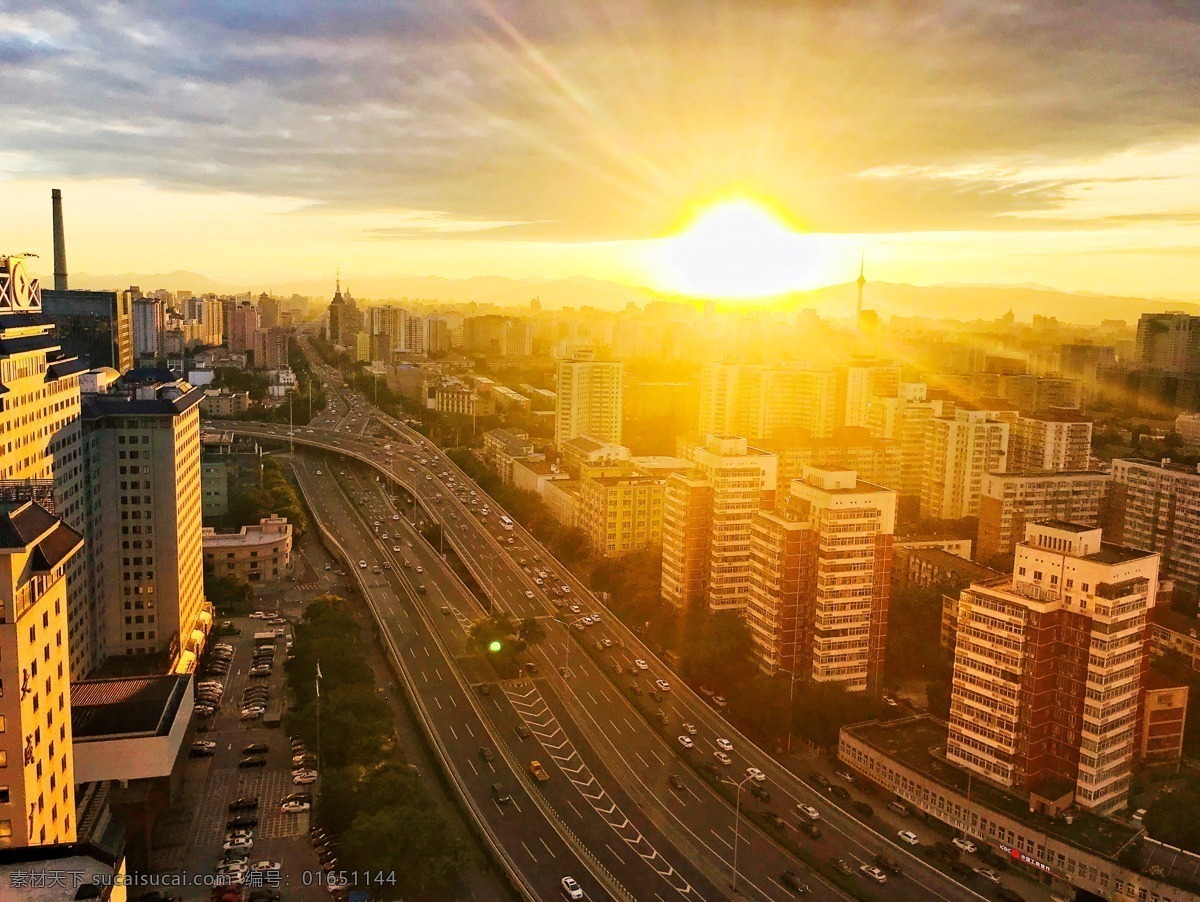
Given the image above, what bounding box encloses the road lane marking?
[520,841,537,863]
[539,837,556,859]
[709,829,733,850]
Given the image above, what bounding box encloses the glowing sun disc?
[649,199,821,299]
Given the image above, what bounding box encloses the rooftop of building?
[560,434,611,453]
[898,546,1004,581]
[843,716,1141,860]
[71,674,191,741]
[0,500,83,568]
[1144,666,1190,691]
[588,473,664,487]
[1152,605,1200,636]
[1116,457,1200,475]
[202,514,291,546]
[1021,407,1091,423]
[1084,542,1156,565]
[1040,519,1096,533]
[81,382,205,419]
[988,469,1109,481]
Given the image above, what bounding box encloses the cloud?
[2,0,1199,240]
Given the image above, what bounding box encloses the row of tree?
[224,457,309,536]
[284,595,467,896]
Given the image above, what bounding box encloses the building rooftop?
[0,500,83,569]
[1152,605,1199,636]
[1040,519,1096,533]
[1023,407,1092,423]
[844,716,1141,860]
[71,674,190,741]
[1083,542,1156,565]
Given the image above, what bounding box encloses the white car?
[392,514,400,520]
[897,830,920,846]
[745,767,766,782]
[581,616,593,626]
[358,560,367,569]
[561,586,571,594]
[292,769,318,785]
[569,604,581,614]
[677,735,694,749]
[716,738,734,752]
[524,590,535,599]
[393,546,402,552]
[655,680,671,692]
[415,566,424,574]
[974,867,1000,884]
[860,865,888,884]
[797,804,821,821]
[714,751,732,765]
[682,722,697,735]
[952,837,977,854]
[634,659,649,671]
[223,837,253,852]
[561,877,584,900]
[281,800,311,814]
[250,860,282,874]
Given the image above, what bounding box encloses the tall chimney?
[51,188,68,291]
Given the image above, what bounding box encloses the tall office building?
[424,316,451,354]
[463,315,531,357]
[0,256,96,680]
[0,500,84,848]
[227,301,259,356]
[81,372,208,668]
[945,522,1157,814]
[662,436,777,612]
[42,289,134,374]
[1008,409,1093,472]
[746,468,896,692]
[699,359,836,439]
[921,409,1011,520]
[326,278,358,348]
[1108,458,1200,592]
[554,351,623,446]
[256,292,280,330]
[865,382,951,497]
[977,471,1110,560]
[1135,312,1200,374]
[131,297,164,360]
[183,296,223,347]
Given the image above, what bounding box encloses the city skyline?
[4,3,1200,301]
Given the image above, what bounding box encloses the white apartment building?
[945,522,1157,814]
[843,362,901,428]
[1108,458,1200,591]
[977,470,1110,559]
[554,352,623,446]
[921,409,1011,520]
[1008,410,1093,472]
[866,382,950,497]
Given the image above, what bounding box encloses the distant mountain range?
[67,270,1199,325]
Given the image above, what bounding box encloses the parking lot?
[147,608,326,902]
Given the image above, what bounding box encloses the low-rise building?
[1151,606,1200,673]
[481,429,534,483]
[578,474,664,557]
[559,434,631,477]
[894,545,1001,590]
[1141,670,1188,770]
[202,515,293,583]
[491,385,532,412]
[840,716,1199,902]
[200,389,250,418]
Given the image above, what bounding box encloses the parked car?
[243,743,269,755]
[239,756,267,769]
[228,797,258,812]
[953,837,977,854]
[898,830,920,846]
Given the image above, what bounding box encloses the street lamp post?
[722,773,756,891]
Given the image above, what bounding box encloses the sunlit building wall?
[921,409,1010,520]
[945,522,1156,815]
[554,352,623,447]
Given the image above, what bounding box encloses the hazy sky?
[3,1,1200,297]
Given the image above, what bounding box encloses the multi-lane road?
[212,350,1008,902]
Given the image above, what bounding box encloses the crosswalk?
[504,682,702,899]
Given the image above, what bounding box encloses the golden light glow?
[647,198,828,299]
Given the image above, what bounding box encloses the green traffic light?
[488,641,502,653]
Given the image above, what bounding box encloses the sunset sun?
[648,198,826,299]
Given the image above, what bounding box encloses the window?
[0,820,10,839]
[0,787,8,803]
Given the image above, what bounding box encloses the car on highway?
[897,829,920,845]
[561,877,584,900]
[358,560,367,569]
[745,767,766,782]
[668,774,684,790]
[798,821,822,839]
[716,737,734,752]
[860,864,888,884]
[714,750,732,766]
[634,659,648,670]
[677,735,694,749]
[479,746,495,762]
[528,760,550,782]
[524,590,535,599]
[780,871,810,894]
[830,858,855,877]
[953,837,977,853]
[655,679,671,692]
[797,804,821,821]
[415,565,424,573]
[568,604,580,613]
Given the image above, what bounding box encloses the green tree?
[518,617,547,646]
